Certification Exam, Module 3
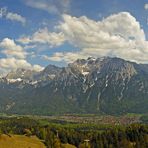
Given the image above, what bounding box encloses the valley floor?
[0,114,147,147]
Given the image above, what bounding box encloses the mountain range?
[0,57,148,115]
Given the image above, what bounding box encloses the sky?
[0,0,148,75]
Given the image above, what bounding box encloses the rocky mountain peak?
[1,56,148,115]
[6,68,37,80]
[42,64,62,74]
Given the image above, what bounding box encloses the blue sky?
[0,0,148,74]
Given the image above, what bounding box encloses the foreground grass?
[0,134,46,148]
[61,143,76,148]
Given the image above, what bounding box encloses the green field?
[0,114,147,147]
[0,134,46,148]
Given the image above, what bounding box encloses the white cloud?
[51,12,148,63]
[17,37,32,45]
[18,12,148,64]
[33,64,44,71]
[144,4,148,10]
[0,58,43,75]
[0,38,27,59]
[25,0,58,14]
[6,12,26,25]
[0,58,32,70]
[0,7,7,18]
[42,52,88,63]
[18,28,65,48]
[25,0,71,14]
[0,7,26,25]
[0,38,43,74]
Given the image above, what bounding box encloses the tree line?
[0,117,147,148]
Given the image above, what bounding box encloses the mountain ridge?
[0,57,148,115]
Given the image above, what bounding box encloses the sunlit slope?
[0,134,46,148]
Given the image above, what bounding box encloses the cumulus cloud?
[0,7,26,25]
[17,12,148,64]
[18,28,65,48]
[0,38,43,75]
[0,58,32,70]
[42,52,87,63]
[25,0,71,14]
[0,38,27,59]
[144,4,148,10]
[33,64,44,71]
[0,58,43,75]
[48,12,148,63]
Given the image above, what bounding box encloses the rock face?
[0,57,148,115]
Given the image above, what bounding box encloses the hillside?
[0,134,46,148]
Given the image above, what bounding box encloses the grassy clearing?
[0,134,46,148]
